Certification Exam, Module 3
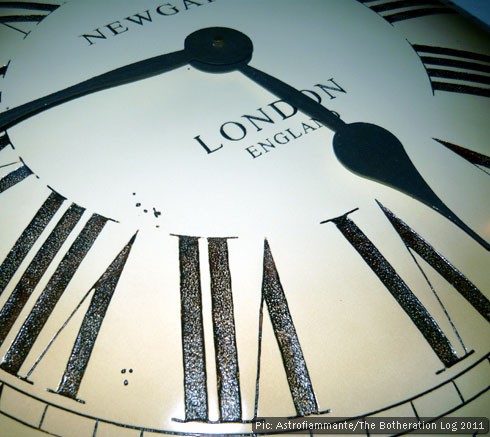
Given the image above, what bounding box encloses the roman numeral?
[434,138,490,175]
[322,205,489,368]
[176,236,318,422]
[414,45,490,97]
[0,213,109,376]
[177,235,241,422]
[0,2,60,37]
[358,0,455,24]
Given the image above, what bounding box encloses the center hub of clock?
[184,27,253,72]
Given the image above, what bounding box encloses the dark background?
[450,0,490,26]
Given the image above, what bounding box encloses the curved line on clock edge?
[0,352,488,436]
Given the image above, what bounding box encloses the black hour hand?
[239,64,345,132]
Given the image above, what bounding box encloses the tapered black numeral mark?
[414,45,490,97]
[0,62,8,78]
[0,190,65,295]
[358,0,455,23]
[1,64,10,104]
[177,235,242,422]
[208,237,241,422]
[257,239,318,417]
[0,132,11,152]
[53,233,136,402]
[0,162,32,193]
[377,202,490,322]
[0,2,59,36]
[434,139,490,175]
[0,213,109,375]
[178,235,209,421]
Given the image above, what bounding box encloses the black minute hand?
[240,65,345,132]
[0,49,191,131]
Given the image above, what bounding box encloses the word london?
[193,79,346,158]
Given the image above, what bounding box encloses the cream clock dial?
[0,0,488,436]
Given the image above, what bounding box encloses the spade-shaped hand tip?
[333,122,489,250]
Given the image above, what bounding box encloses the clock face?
[0,0,489,435]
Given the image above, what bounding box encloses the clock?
[0,0,488,436]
